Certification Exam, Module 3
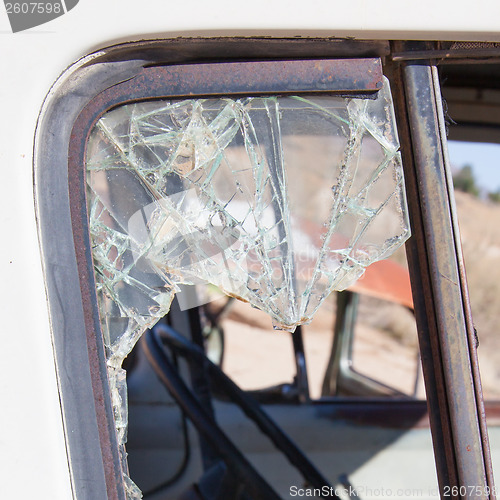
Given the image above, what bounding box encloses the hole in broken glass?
[85,78,410,498]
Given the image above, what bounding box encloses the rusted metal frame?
[67,173,126,500]
[392,49,500,62]
[67,56,385,499]
[35,63,139,499]
[390,48,457,494]
[414,63,494,499]
[390,41,494,499]
[68,100,130,500]
[75,59,383,116]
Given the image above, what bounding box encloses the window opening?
[85,78,409,496]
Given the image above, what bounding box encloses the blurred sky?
[448,140,500,193]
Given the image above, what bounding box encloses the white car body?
[2,2,500,498]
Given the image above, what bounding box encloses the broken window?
[85,78,410,497]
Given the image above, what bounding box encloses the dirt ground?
[219,295,424,400]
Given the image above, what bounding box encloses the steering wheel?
[143,323,337,500]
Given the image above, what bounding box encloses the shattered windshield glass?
[85,77,409,498]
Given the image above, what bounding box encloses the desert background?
[215,189,500,401]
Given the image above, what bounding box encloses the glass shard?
[85,77,410,497]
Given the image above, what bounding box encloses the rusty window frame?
[34,38,495,500]
[72,56,386,498]
[389,40,497,499]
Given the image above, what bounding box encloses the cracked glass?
[85,77,410,497]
